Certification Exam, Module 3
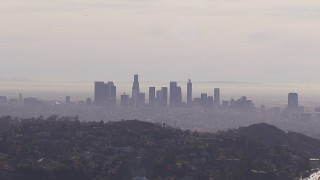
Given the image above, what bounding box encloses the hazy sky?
[1,0,320,83]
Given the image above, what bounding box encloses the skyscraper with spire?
[132,74,140,106]
[19,93,23,105]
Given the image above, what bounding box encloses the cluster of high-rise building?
[94,74,222,109]
[0,75,305,114]
[0,93,43,106]
[93,74,307,113]
[96,75,170,108]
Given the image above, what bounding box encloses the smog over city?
[1,0,320,179]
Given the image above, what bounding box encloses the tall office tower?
[106,81,117,106]
[170,82,182,106]
[107,82,115,106]
[214,88,220,107]
[177,86,182,106]
[120,93,129,107]
[132,74,140,106]
[95,81,108,105]
[187,79,192,105]
[201,93,208,107]
[94,81,117,106]
[288,92,299,111]
[162,87,168,106]
[170,82,177,106]
[149,87,156,106]
[156,87,168,106]
[19,93,23,105]
[138,93,145,106]
[156,90,163,106]
[65,96,71,104]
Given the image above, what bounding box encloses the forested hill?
[0,116,316,180]
[239,123,320,157]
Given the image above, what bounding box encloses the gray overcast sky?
[1,0,320,83]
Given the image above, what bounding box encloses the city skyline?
[1,1,320,179]
[2,75,320,107]
[89,74,306,113]
[0,74,304,108]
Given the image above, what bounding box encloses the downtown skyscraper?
[149,87,156,106]
[288,92,299,111]
[187,79,192,106]
[132,74,140,106]
[94,81,116,106]
[170,82,182,107]
[156,87,168,107]
[214,88,220,108]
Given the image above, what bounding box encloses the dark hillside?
[238,123,290,144]
[239,123,320,157]
[0,116,315,180]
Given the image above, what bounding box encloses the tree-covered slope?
[239,123,320,157]
[0,116,314,180]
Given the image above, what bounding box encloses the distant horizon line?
[0,77,259,84]
[0,77,318,86]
